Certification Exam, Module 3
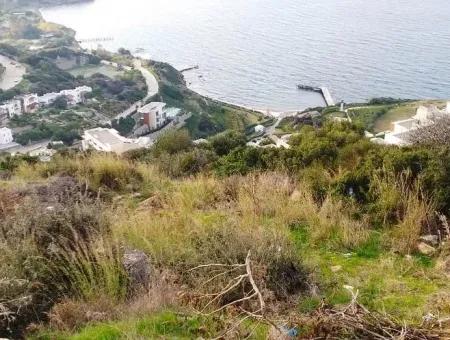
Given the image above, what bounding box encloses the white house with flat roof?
[60,86,92,106]
[384,102,450,146]
[0,127,13,144]
[138,102,167,130]
[38,92,60,106]
[82,128,151,154]
[0,99,22,118]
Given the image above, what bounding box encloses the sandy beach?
[0,54,26,90]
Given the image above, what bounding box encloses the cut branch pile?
[302,290,450,340]
[189,254,450,339]
[188,251,266,318]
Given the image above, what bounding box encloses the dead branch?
[190,251,265,317]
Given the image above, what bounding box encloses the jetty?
[297,84,335,107]
[297,84,321,93]
[320,87,335,106]
[179,65,199,73]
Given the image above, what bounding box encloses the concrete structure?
[0,99,22,117]
[38,92,60,106]
[82,128,151,154]
[28,146,56,162]
[60,86,92,106]
[384,102,450,146]
[254,124,266,134]
[22,94,39,113]
[138,102,167,130]
[320,87,335,106]
[0,127,13,144]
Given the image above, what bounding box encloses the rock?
[123,249,151,294]
[85,311,108,322]
[419,234,439,246]
[331,265,342,272]
[268,325,298,340]
[437,257,450,277]
[417,242,437,256]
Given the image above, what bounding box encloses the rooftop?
[138,102,166,113]
[85,128,149,154]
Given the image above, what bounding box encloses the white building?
[384,102,450,146]
[22,94,39,113]
[38,92,60,106]
[0,99,22,118]
[82,128,151,154]
[254,124,265,134]
[60,86,92,106]
[138,102,167,130]
[0,127,13,144]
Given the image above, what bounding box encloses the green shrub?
[208,130,247,156]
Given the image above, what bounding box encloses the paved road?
[7,140,51,155]
[109,59,159,123]
[0,55,26,90]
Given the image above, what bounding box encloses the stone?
[123,249,151,294]
[419,234,439,246]
[268,326,298,340]
[331,265,342,273]
[417,242,437,256]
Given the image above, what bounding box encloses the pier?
[297,84,336,107]
[320,87,335,106]
[179,65,199,73]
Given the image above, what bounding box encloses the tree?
[152,130,192,156]
[51,96,68,110]
[112,117,135,136]
[209,130,247,156]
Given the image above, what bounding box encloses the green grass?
[372,100,447,132]
[32,311,267,340]
[291,227,450,323]
[68,65,124,78]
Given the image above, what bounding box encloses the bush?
[152,130,192,156]
[209,130,247,156]
[156,148,217,178]
[0,177,111,337]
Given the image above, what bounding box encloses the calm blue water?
[42,0,450,111]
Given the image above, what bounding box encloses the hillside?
[1,124,450,339]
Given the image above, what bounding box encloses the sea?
[42,0,450,112]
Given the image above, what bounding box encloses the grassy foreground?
[1,123,450,339]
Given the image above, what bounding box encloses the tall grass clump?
[112,172,309,300]
[370,171,435,254]
[389,188,435,254]
[0,177,118,336]
[76,153,143,192]
[54,232,127,302]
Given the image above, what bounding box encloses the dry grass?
[46,270,180,333]
[370,172,436,254]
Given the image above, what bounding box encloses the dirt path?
[0,55,25,90]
